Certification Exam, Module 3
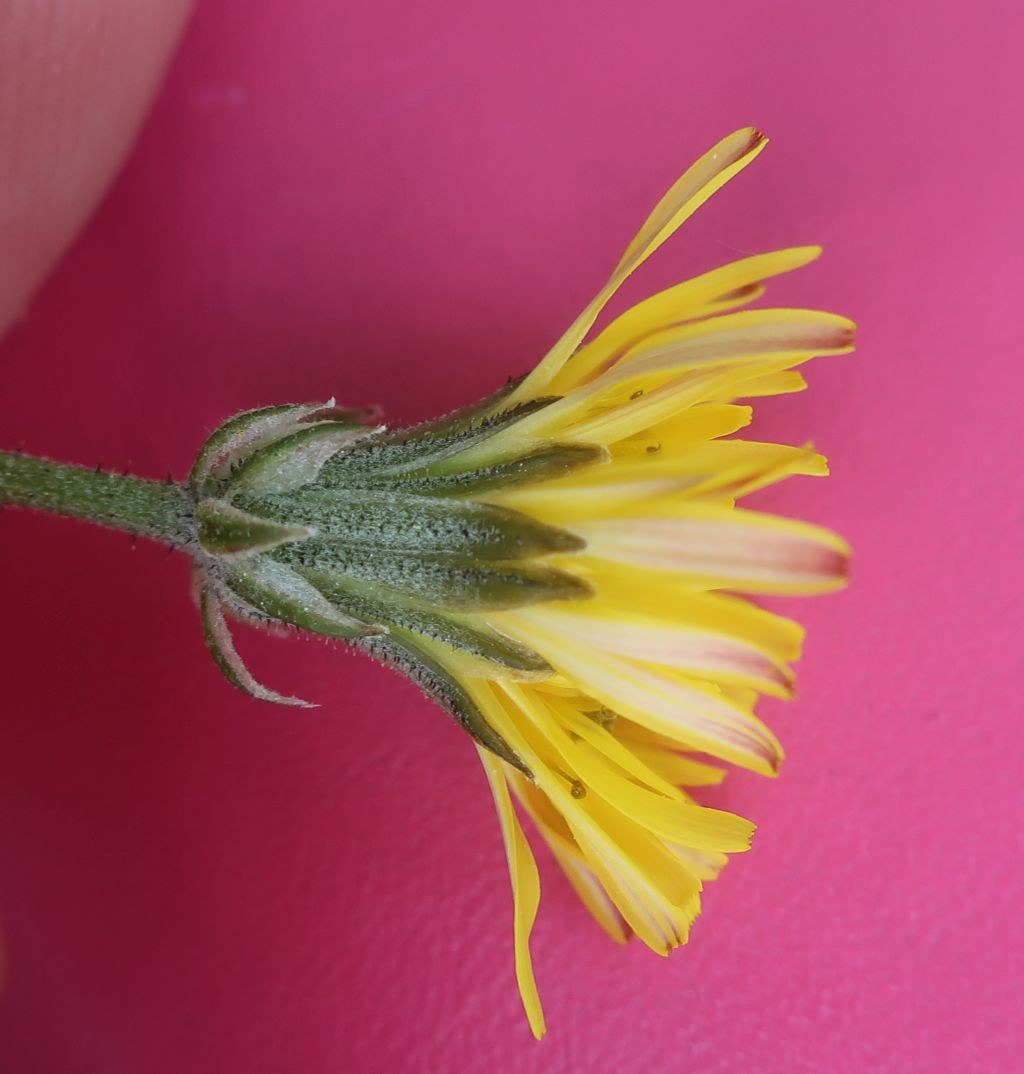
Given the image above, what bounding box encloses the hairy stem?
[0,450,194,547]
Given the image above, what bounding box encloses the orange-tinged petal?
[496,603,794,698]
[493,629,784,775]
[574,504,850,595]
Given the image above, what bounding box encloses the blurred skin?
[0,0,195,337]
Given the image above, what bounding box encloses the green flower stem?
[0,450,194,547]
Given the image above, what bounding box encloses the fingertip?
[0,0,196,336]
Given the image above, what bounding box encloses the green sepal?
[234,488,583,559]
[274,544,592,611]
[196,498,313,558]
[225,422,377,497]
[315,397,558,485]
[224,558,384,639]
[356,629,532,777]
[396,442,608,497]
[387,375,526,438]
[190,401,381,497]
[189,402,329,497]
[296,567,550,676]
[199,583,315,707]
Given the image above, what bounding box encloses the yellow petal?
[501,309,853,449]
[613,402,754,455]
[613,129,768,277]
[510,773,630,944]
[497,630,783,775]
[554,364,778,445]
[496,602,794,699]
[610,307,854,382]
[479,747,547,1039]
[626,744,728,788]
[497,441,826,520]
[663,840,730,881]
[711,369,808,400]
[561,792,704,952]
[563,735,755,851]
[567,583,805,667]
[574,503,850,595]
[549,246,822,392]
[546,697,689,797]
[508,128,769,404]
[472,680,705,953]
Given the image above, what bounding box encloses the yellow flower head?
[187,128,852,1037]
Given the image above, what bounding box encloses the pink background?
[1,1,1022,1071]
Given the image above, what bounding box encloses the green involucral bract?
[189,396,601,774]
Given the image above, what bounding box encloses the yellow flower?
[429,127,851,1037]
[185,127,851,1038]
